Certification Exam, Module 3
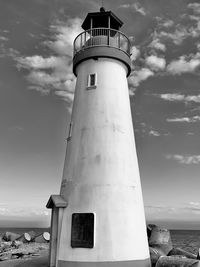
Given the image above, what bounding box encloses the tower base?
[58,259,151,267]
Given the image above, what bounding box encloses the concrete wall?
[58,58,149,263]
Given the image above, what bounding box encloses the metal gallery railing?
[73,28,131,57]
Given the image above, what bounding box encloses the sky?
[0,0,200,229]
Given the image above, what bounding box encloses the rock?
[149,226,173,255]
[31,253,40,256]
[147,224,157,239]
[11,255,19,259]
[27,231,36,241]
[0,253,12,261]
[22,254,30,259]
[2,232,20,242]
[155,256,200,267]
[149,246,166,267]
[16,233,31,243]
[197,248,200,260]
[34,232,50,243]
[11,240,23,248]
[168,247,197,259]
[0,242,12,252]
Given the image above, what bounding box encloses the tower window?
[67,121,73,141]
[87,73,97,88]
[71,213,94,248]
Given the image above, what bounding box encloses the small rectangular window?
[67,121,73,141]
[87,73,97,88]
[71,213,94,248]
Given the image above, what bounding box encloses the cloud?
[0,36,8,41]
[188,3,200,15]
[158,93,200,103]
[149,130,161,136]
[156,17,174,28]
[128,87,136,96]
[189,202,200,207]
[15,17,82,111]
[187,132,194,135]
[129,68,154,87]
[130,46,140,61]
[119,4,130,8]
[0,46,19,59]
[158,93,185,102]
[167,55,200,74]
[189,15,200,21]
[45,18,82,56]
[0,206,50,217]
[167,116,200,123]
[158,26,189,45]
[166,154,200,164]
[17,55,67,70]
[145,204,200,219]
[162,20,174,28]
[156,11,200,45]
[132,2,146,16]
[145,55,166,71]
[8,126,24,132]
[119,2,146,16]
[145,205,176,213]
[149,38,166,52]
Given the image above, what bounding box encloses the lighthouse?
[47,7,151,267]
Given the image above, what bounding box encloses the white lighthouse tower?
[47,7,151,267]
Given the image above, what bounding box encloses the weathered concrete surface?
[168,247,197,259]
[155,256,200,267]
[0,251,48,267]
[149,226,173,255]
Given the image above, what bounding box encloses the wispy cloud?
[149,130,161,136]
[8,126,24,131]
[167,116,200,123]
[0,36,8,41]
[145,204,200,218]
[132,2,146,16]
[0,206,50,217]
[119,2,146,16]
[158,26,189,45]
[189,201,200,207]
[156,17,174,28]
[166,154,200,164]
[157,93,200,103]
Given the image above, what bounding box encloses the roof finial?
[100,0,105,12]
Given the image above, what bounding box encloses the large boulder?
[149,226,173,255]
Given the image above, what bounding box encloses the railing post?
[118,32,120,49]
[108,16,111,46]
[81,34,83,50]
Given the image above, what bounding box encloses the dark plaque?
[71,213,94,248]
